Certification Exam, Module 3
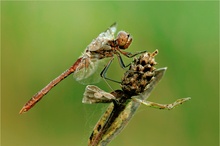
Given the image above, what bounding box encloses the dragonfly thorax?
[86,47,115,60]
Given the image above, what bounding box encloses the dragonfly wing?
[73,57,110,84]
[82,85,116,104]
[87,22,117,51]
[73,57,98,82]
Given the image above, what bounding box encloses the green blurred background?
[1,1,218,146]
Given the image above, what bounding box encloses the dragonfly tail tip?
[19,107,26,114]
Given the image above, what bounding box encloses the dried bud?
[121,50,158,95]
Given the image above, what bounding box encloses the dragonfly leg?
[132,97,191,110]
[117,49,147,58]
[115,52,131,69]
[100,57,121,84]
[101,50,147,84]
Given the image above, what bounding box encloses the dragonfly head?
[116,31,133,50]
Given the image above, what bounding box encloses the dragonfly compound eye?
[116,31,132,49]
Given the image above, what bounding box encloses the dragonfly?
[19,23,146,114]
[83,50,191,146]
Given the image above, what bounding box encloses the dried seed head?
[121,50,158,95]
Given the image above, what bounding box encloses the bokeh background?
[1,1,218,146]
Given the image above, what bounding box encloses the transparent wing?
[73,57,99,84]
[73,23,117,84]
[82,85,116,104]
[87,22,117,51]
[73,57,110,85]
